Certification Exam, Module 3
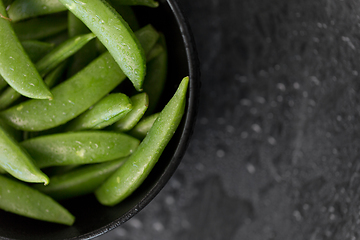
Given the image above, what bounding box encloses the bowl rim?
[77,0,200,239]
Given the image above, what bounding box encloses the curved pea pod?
[108,4,140,31]
[143,35,167,114]
[0,2,52,100]
[0,124,49,184]
[0,175,75,225]
[33,158,126,201]
[67,12,98,78]
[13,13,68,41]
[109,0,158,8]
[59,0,146,91]
[95,77,189,206]
[36,33,96,77]
[0,26,160,132]
[110,93,149,132]
[21,40,55,62]
[0,61,67,111]
[65,93,132,131]
[0,40,54,93]
[21,131,140,168]
[128,112,159,140]
[7,0,67,23]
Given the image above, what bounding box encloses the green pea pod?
[0,175,75,225]
[146,43,164,62]
[0,118,21,142]
[65,93,133,131]
[109,0,158,8]
[143,35,167,114]
[107,3,140,31]
[110,93,149,132]
[36,33,96,77]
[67,12,97,78]
[59,0,146,91]
[0,59,68,111]
[0,40,55,93]
[128,112,159,140]
[13,13,68,41]
[0,124,49,184]
[7,0,67,23]
[21,131,140,168]
[0,1,52,100]
[95,77,189,206]
[0,26,160,132]
[33,158,126,200]
[21,40,55,62]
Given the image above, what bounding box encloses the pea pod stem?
[59,0,146,91]
[95,77,189,206]
[0,175,75,225]
[0,1,52,100]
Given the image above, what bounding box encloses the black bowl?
[0,0,199,239]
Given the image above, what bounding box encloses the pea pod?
[109,0,158,8]
[0,40,55,93]
[65,93,132,131]
[0,175,75,225]
[146,43,164,62]
[35,33,96,77]
[33,158,126,200]
[0,62,67,111]
[95,77,189,206]
[21,131,140,168]
[110,93,149,132]
[13,13,68,41]
[107,3,140,31]
[67,12,97,77]
[0,1,52,100]
[7,0,67,22]
[21,40,55,62]
[0,124,49,184]
[128,112,159,140]
[59,0,146,91]
[143,34,168,114]
[0,31,93,110]
[0,26,160,132]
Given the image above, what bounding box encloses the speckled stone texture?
[97,0,360,239]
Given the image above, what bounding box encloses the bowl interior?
[0,1,199,239]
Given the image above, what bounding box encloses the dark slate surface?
[97,0,360,239]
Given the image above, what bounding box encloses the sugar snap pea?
[0,31,93,110]
[0,40,54,93]
[0,175,75,225]
[33,158,126,200]
[67,12,97,77]
[0,124,49,184]
[0,1,52,100]
[35,33,96,77]
[0,26,160,131]
[109,0,158,8]
[95,77,189,206]
[65,93,133,131]
[7,0,67,22]
[128,112,159,140]
[13,13,68,41]
[21,40,55,62]
[110,92,149,132]
[59,0,146,91]
[21,131,140,168]
[143,35,167,114]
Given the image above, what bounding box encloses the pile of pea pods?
[0,0,189,226]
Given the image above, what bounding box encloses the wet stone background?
[98,0,360,239]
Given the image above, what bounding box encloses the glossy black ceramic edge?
[77,1,200,239]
